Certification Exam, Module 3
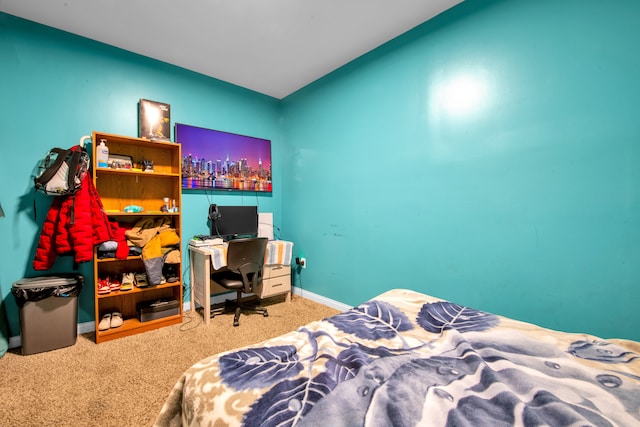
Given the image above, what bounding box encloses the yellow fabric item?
[159,229,180,247]
[141,229,180,260]
[141,235,161,261]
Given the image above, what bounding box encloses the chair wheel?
[263,312,269,317]
[233,320,239,326]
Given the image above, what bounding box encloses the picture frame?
[139,99,171,141]
[175,123,272,192]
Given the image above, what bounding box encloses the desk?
[189,241,293,324]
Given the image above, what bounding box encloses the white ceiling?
[0,0,463,99]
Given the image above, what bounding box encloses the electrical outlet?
[300,257,306,269]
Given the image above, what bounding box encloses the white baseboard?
[7,287,350,349]
[8,335,20,349]
[291,287,352,312]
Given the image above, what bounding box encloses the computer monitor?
[209,205,258,241]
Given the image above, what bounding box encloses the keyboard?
[189,235,224,247]
[193,234,216,240]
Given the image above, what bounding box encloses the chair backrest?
[225,237,269,293]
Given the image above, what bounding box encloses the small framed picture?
[139,99,171,141]
[108,154,133,170]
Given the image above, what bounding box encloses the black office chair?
[210,237,269,326]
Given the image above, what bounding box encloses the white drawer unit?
[258,264,291,301]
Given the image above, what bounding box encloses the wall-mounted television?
[175,123,272,192]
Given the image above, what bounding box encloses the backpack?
[34,145,90,196]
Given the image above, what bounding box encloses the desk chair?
[210,237,269,326]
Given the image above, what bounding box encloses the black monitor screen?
[210,205,258,240]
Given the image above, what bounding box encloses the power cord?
[179,309,202,331]
[178,264,203,331]
[294,264,304,299]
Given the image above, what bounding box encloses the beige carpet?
[0,295,339,427]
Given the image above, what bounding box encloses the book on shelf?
[138,98,171,141]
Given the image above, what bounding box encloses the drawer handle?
[272,283,282,287]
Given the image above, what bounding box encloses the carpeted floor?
[0,294,339,427]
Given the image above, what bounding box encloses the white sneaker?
[120,273,134,291]
[110,311,123,328]
[98,313,111,331]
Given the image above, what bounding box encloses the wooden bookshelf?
[92,131,182,343]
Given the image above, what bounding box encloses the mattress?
[155,289,640,426]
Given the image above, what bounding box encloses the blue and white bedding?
[155,289,640,426]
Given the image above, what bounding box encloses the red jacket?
[33,174,112,270]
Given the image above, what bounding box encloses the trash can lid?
[13,274,84,289]
[12,274,84,307]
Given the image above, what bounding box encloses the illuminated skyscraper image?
[176,123,272,192]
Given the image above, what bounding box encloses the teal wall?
[0,13,281,337]
[281,0,640,340]
[2,0,639,342]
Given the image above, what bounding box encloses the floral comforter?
[155,289,640,426]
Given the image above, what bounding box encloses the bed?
[155,289,640,426]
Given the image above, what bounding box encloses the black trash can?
[12,274,83,355]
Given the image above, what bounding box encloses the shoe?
[120,273,134,291]
[98,313,111,331]
[110,312,123,328]
[97,278,111,295]
[163,264,179,283]
[134,273,148,288]
[109,276,121,291]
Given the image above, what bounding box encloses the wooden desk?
[188,242,293,324]
[188,245,227,325]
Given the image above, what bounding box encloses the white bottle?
[97,139,109,168]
